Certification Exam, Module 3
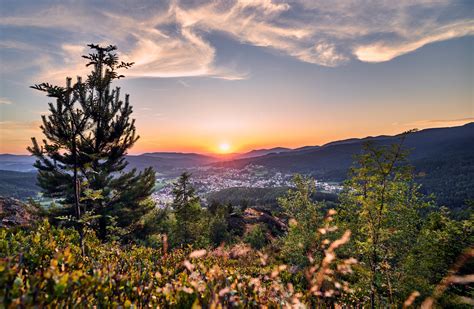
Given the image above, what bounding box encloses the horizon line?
[2,121,472,156]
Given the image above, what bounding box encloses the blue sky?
[0,0,473,153]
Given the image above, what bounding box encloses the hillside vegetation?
[216,123,474,210]
[0,170,38,200]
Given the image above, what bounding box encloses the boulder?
[0,196,38,227]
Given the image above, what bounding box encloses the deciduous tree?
[337,134,426,307]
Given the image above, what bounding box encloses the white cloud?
[177,80,190,87]
[354,20,474,62]
[296,41,349,67]
[0,0,472,81]
[0,98,13,105]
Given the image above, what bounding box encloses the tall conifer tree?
[171,172,202,245]
[28,44,155,241]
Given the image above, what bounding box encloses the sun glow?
[218,142,231,153]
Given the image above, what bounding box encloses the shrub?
[244,224,267,250]
[1,214,355,307]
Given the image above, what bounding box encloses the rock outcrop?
[0,196,38,227]
[228,207,287,238]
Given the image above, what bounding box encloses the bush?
[244,224,268,250]
[1,216,356,307]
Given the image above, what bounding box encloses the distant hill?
[216,123,474,174]
[234,147,292,159]
[292,145,320,152]
[1,124,472,208]
[140,152,214,160]
[0,154,35,172]
[0,152,217,174]
[126,152,217,174]
[216,123,474,209]
[0,170,38,200]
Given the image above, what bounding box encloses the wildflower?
[219,287,230,297]
[189,249,207,259]
[183,260,194,271]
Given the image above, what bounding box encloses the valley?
[2,123,472,211]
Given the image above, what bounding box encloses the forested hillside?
[216,123,474,209]
[207,186,337,209]
[0,170,38,199]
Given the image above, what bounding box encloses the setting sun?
[218,142,231,153]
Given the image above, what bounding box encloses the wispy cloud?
[0,0,472,81]
[354,20,474,62]
[177,80,190,88]
[397,117,474,128]
[0,120,41,130]
[0,97,13,105]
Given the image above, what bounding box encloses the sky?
[0,0,473,154]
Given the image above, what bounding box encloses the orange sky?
[133,119,474,155]
[1,115,473,155]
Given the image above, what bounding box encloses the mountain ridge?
[1,123,472,208]
[1,123,473,175]
[2,123,472,161]
[216,122,474,170]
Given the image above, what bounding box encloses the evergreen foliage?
[208,206,231,246]
[171,172,207,246]
[243,224,268,250]
[28,44,155,241]
[399,208,473,305]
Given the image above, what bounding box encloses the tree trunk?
[72,139,85,256]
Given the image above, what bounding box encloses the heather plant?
[244,224,268,250]
[1,210,357,307]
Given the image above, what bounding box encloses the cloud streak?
[397,117,474,128]
[0,0,473,81]
[0,98,13,105]
[354,20,474,62]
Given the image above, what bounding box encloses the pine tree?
[171,172,202,246]
[28,44,155,242]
